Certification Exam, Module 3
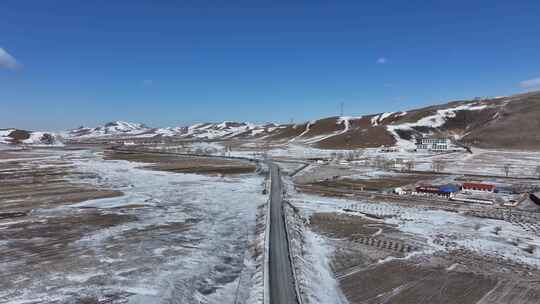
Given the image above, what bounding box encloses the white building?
[416,137,451,152]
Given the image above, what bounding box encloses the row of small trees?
[373,158,540,178]
[329,151,364,161]
[503,164,540,178]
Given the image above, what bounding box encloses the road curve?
[267,162,298,304]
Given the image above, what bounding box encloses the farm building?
[415,185,441,194]
[439,184,460,194]
[462,182,496,192]
[415,184,460,197]
[494,186,516,195]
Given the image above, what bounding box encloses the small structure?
[415,185,441,194]
[494,186,516,195]
[394,187,407,195]
[415,184,459,197]
[380,146,400,153]
[439,184,460,195]
[462,182,496,192]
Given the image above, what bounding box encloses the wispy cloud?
[0,47,20,70]
[519,77,540,91]
[142,79,153,86]
[376,57,388,64]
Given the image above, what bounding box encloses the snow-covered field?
[285,204,348,304]
[289,193,540,269]
[1,150,267,304]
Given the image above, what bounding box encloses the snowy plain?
[289,192,540,269]
[2,150,268,304]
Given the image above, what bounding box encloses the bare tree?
[503,163,511,177]
[385,159,397,170]
[432,160,446,173]
[195,147,204,155]
[374,156,385,169]
[405,159,415,172]
[525,244,536,254]
[40,133,55,145]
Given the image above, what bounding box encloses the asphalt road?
[267,162,299,304]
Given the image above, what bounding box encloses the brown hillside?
[302,117,344,138]
[8,130,31,141]
[462,92,540,149]
[316,126,396,149]
[267,123,307,140]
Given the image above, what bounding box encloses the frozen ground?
[286,185,540,303]
[0,149,267,304]
[109,139,540,180]
[289,192,540,270]
[285,204,348,304]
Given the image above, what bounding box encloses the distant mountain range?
[2,91,540,150]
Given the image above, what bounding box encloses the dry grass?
[104,150,257,175]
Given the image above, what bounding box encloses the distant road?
[267,162,299,304]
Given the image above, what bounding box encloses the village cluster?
[395,181,536,206]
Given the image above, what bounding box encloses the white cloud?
[519,77,540,91]
[0,48,20,70]
[142,79,153,86]
[376,57,388,64]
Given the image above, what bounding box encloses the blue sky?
[1,0,540,130]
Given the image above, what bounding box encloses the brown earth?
[303,117,344,138]
[0,152,122,213]
[316,126,396,149]
[462,91,540,149]
[339,260,497,304]
[310,211,540,304]
[104,150,257,175]
[309,174,430,192]
[300,91,540,150]
[267,123,308,141]
[7,129,31,141]
[0,148,204,303]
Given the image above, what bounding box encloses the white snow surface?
[288,214,348,304]
[22,131,64,146]
[386,102,489,149]
[6,150,267,304]
[290,193,540,268]
[0,129,15,144]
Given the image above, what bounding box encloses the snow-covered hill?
[4,91,540,150]
[63,121,281,141]
[0,129,62,146]
[66,121,151,138]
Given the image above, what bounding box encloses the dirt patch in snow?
[104,150,257,175]
[315,126,396,149]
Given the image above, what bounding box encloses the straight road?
[267,162,298,304]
